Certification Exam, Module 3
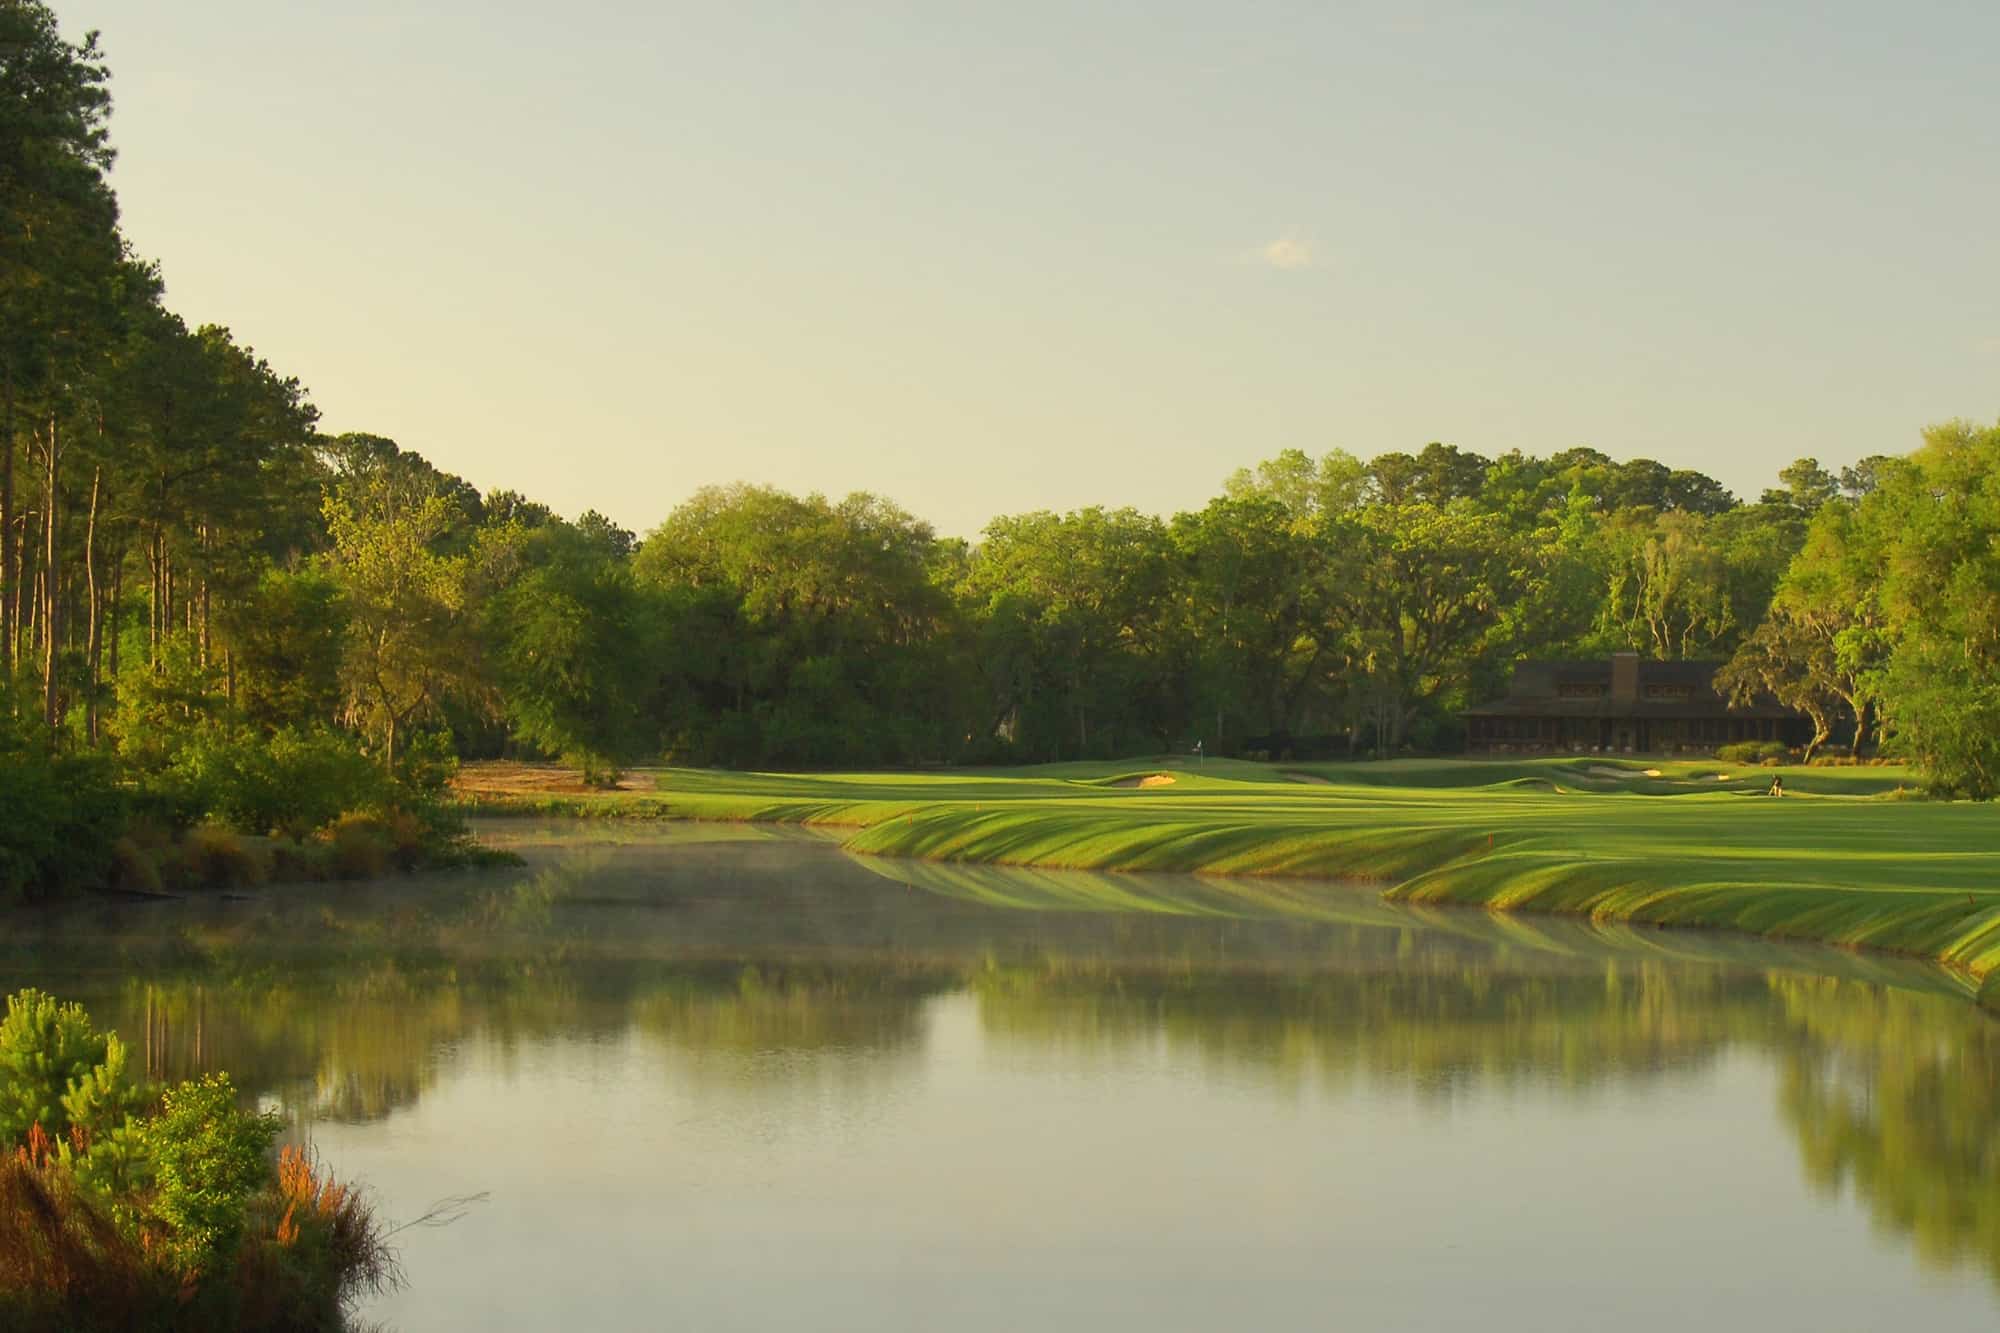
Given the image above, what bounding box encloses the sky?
[49,0,2000,538]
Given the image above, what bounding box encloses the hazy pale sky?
[54,0,2000,537]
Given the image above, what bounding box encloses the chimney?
[1611,652,1639,705]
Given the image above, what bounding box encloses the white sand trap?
[1582,766,1640,779]
[1113,773,1178,788]
[1282,771,1333,785]
[1643,769,1663,777]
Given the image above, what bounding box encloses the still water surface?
[7,821,2000,1331]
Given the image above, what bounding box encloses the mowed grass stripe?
[460,756,2000,1003]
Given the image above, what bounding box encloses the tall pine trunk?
[41,416,60,730]
[84,468,101,743]
[0,370,13,679]
[107,555,121,685]
[148,522,164,665]
[198,526,210,669]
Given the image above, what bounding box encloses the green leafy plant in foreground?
[0,989,141,1146]
[0,989,396,1330]
[141,1073,281,1275]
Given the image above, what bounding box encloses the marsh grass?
[178,823,268,890]
[0,1149,153,1328]
[0,1141,395,1333]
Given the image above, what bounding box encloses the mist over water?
[9,822,1999,1332]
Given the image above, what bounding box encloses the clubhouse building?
[1463,652,1810,755]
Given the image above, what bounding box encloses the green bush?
[1715,740,1794,765]
[179,823,268,890]
[141,1073,281,1276]
[0,990,139,1146]
[0,991,397,1329]
[327,814,392,879]
[164,726,393,839]
[0,720,128,902]
[390,727,465,842]
[266,837,335,883]
[106,836,163,894]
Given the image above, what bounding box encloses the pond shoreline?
[456,756,2000,1011]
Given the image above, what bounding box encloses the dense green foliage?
[141,1073,280,1274]
[0,989,392,1330]
[0,989,136,1147]
[3,0,1997,860]
[0,709,125,899]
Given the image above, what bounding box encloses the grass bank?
[458,756,2000,1006]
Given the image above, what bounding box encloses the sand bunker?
[1113,773,1178,788]
[1579,766,1664,780]
[1281,771,1333,785]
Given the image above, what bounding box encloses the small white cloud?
[1256,230,1314,270]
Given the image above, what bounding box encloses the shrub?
[141,1074,281,1277]
[266,838,334,884]
[0,721,128,902]
[244,1145,399,1322]
[579,756,624,789]
[106,837,163,894]
[0,1153,162,1331]
[326,815,392,879]
[384,811,429,870]
[391,728,464,841]
[180,823,268,890]
[1715,740,1793,765]
[0,990,140,1148]
[165,726,393,840]
[0,993,400,1330]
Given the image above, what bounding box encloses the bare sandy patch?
[1113,773,1178,788]
[1281,771,1333,785]
[455,761,658,797]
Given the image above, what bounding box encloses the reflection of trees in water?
[10,841,2000,1289]
[1770,976,2000,1286]
[971,959,1759,1096]
[91,961,945,1127]
[976,958,2000,1289]
[631,964,939,1059]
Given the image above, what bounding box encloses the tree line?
[7,0,2000,840]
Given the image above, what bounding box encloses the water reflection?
[1770,976,2000,1280]
[5,823,1999,1309]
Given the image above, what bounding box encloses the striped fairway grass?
[460,756,2000,1004]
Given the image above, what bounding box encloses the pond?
[6,820,2000,1331]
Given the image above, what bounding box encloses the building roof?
[1462,656,1799,720]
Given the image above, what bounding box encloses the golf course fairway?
[459,756,2000,1007]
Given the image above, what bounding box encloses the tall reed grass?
[0,1136,396,1332]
